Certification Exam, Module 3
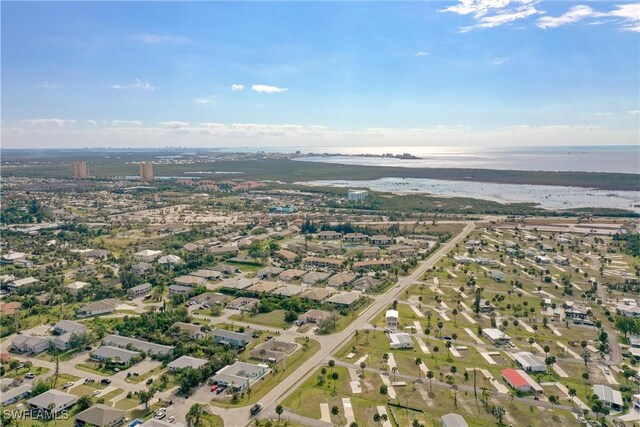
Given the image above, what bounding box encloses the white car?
[604,367,611,374]
[168,416,175,423]
[63,382,75,389]
[92,390,101,396]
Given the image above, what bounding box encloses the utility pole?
[473,367,477,399]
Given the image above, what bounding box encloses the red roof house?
[502,368,531,392]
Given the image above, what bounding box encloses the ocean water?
[299,177,640,212]
[290,145,640,174]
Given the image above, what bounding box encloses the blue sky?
[2,1,639,148]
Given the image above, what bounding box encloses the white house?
[389,332,413,349]
[385,309,399,331]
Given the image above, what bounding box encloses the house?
[172,322,206,340]
[387,245,416,257]
[346,246,380,258]
[272,284,304,297]
[1,252,30,266]
[211,264,241,276]
[250,340,297,363]
[1,384,32,406]
[67,281,90,294]
[488,270,506,282]
[209,246,239,256]
[300,309,332,324]
[210,361,269,392]
[352,276,382,292]
[76,299,117,318]
[369,235,395,246]
[167,356,208,372]
[127,283,152,299]
[132,262,153,276]
[453,255,474,265]
[0,301,21,316]
[325,291,362,307]
[257,267,284,279]
[302,271,330,285]
[564,302,589,320]
[274,249,297,264]
[617,305,640,318]
[28,389,77,414]
[52,320,87,336]
[74,404,126,427]
[278,269,307,282]
[513,352,546,372]
[389,332,413,349]
[191,270,223,280]
[247,281,280,294]
[91,346,140,365]
[212,329,254,349]
[11,335,51,354]
[554,255,570,265]
[502,369,532,393]
[300,288,335,302]
[174,275,207,287]
[157,255,183,265]
[169,284,192,295]
[593,384,623,410]
[386,310,399,331]
[353,260,392,271]
[303,257,343,270]
[327,272,356,288]
[134,250,163,262]
[7,277,39,292]
[190,292,230,306]
[441,413,469,427]
[102,335,173,356]
[343,233,369,243]
[482,328,511,345]
[317,231,342,240]
[226,297,259,311]
[540,244,555,252]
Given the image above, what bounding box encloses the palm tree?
[424,328,431,342]
[433,346,440,364]
[360,362,366,377]
[331,406,341,423]
[275,404,284,424]
[373,414,381,426]
[427,371,434,391]
[415,358,423,380]
[328,359,335,374]
[186,404,205,427]
[391,366,398,382]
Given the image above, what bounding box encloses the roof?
[191,270,222,279]
[513,352,545,369]
[102,334,174,355]
[167,355,208,370]
[78,299,117,312]
[300,288,335,301]
[441,413,469,427]
[593,384,624,406]
[12,334,50,348]
[1,384,32,404]
[135,250,162,257]
[327,272,356,286]
[53,320,87,334]
[93,345,140,362]
[272,284,304,296]
[389,333,413,346]
[502,368,529,389]
[10,277,39,287]
[66,281,90,290]
[247,281,280,293]
[74,404,126,426]
[386,310,399,318]
[128,282,152,292]
[27,389,77,409]
[326,291,362,305]
[483,328,511,341]
[278,269,307,280]
[302,271,330,284]
[174,275,206,286]
[172,322,202,334]
[213,329,253,342]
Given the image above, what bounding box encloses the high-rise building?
[347,189,368,202]
[73,161,89,179]
[139,162,155,181]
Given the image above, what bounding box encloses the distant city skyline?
[2,1,639,148]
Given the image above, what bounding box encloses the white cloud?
[231,84,245,91]
[443,0,540,31]
[492,57,510,65]
[111,79,156,92]
[627,110,640,115]
[20,118,75,128]
[132,34,189,44]
[85,120,97,126]
[158,121,190,129]
[251,84,288,94]
[36,81,62,90]
[110,120,142,127]
[537,3,640,32]
[415,51,428,57]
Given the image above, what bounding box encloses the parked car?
[154,413,166,420]
[24,373,35,379]
[101,379,111,384]
[210,385,219,392]
[168,417,175,423]
[63,382,75,389]
[146,378,153,385]
[92,390,101,396]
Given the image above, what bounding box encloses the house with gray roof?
[167,356,208,372]
[76,299,117,318]
[212,329,254,349]
[28,389,77,414]
[91,346,140,365]
[593,384,623,410]
[11,335,51,354]
[211,361,268,392]
[1,384,32,406]
[102,335,173,356]
[74,404,126,427]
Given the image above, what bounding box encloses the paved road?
[595,283,623,366]
[208,221,476,427]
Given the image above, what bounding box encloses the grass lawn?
[199,413,224,427]
[4,365,50,379]
[68,382,106,397]
[211,338,321,408]
[115,397,143,411]
[100,388,124,402]
[333,299,372,333]
[229,309,288,329]
[125,366,167,384]
[51,373,82,390]
[75,361,113,377]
